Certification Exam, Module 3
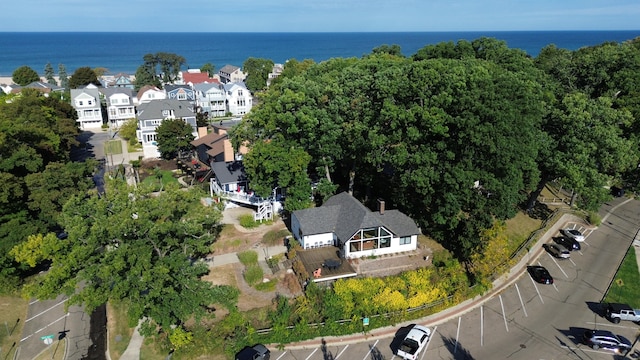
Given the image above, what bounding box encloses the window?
[177,92,187,100]
[109,108,116,117]
[400,236,412,245]
[78,100,83,106]
[238,89,243,96]
[87,100,93,106]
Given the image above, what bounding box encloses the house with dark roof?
[291,192,421,259]
[136,99,197,158]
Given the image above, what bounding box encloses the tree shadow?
[440,334,475,360]
[555,326,588,347]
[321,338,335,360]
[368,343,385,360]
[526,200,553,220]
[389,324,414,355]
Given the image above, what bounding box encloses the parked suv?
[236,344,270,360]
[397,325,431,359]
[582,329,631,352]
[605,303,640,324]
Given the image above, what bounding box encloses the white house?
[267,63,284,87]
[136,85,166,105]
[223,82,252,116]
[218,65,246,84]
[136,99,198,159]
[70,84,103,129]
[193,83,227,117]
[100,88,135,129]
[291,192,421,259]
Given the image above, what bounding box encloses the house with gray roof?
[136,99,197,158]
[100,87,135,129]
[291,192,421,259]
[71,84,103,130]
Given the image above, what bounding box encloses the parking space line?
[304,348,318,360]
[21,313,68,342]
[585,321,638,330]
[335,345,348,359]
[480,306,484,347]
[499,295,509,332]
[25,298,67,322]
[421,325,437,360]
[568,258,576,266]
[515,283,528,317]
[544,255,568,278]
[361,339,378,360]
[529,271,544,304]
[275,352,288,360]
[454,317,461,355]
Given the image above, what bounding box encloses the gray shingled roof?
[294,192,420,245]
[211,161,247,185]
[137,99,194,121]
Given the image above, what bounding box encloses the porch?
[296,246,357,283]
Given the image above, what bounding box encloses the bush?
[237,250,258,266]
[255,279,277,292]
[263,229,291,246]
[244,265,264,286]
[239,214,259,229]
[587,211,601,226]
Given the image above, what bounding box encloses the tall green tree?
[68,67,100,89]
[13,180,229,334]
[242,57,274,93]
[155,119,195,160]
[200,63,215,77]
[58,64,69,89]
[12,65,40,86]
[44,63,57,85]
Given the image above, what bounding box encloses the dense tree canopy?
[0,90,92,292]
[134,52,186,90]
[12,65,40,86]
[68,66,100,89]
[13,180,230,334]
[155,118,195,160]
[243,57,275,93]
[232,37,640,266]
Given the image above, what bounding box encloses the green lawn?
[105,140,123,155]
[604,247,640,308]
[0,295,28,360]
[141,170,179,190]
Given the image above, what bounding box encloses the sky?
[2,0,640,32]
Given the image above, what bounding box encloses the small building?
[291,192,421,259]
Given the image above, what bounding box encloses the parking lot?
[269,199,640,360]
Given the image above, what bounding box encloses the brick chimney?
[377,199,385,215]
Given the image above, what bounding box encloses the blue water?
[0,31,639,77]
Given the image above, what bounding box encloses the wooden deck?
[297,246,357,282]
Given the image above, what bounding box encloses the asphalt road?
[270,197,640,360]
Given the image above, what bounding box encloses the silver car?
[546,243,570,259]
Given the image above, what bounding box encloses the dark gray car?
[236,344,270,360]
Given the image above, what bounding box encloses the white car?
[397,325,431,360]
[563,229,585,242]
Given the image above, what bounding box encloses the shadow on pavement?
[440,335,475,360]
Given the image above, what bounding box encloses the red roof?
[182,72,220,85]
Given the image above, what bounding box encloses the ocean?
[0,31,639,77]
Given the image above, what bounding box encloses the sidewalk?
[278,212,590,350]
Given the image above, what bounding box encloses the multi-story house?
[100,88,136,129]
[136,99,198,159]
[178,69,220,86]
[218,65,246,84]
[70,84,103,129]
[193,83,227,117]
[223,82,252,116]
